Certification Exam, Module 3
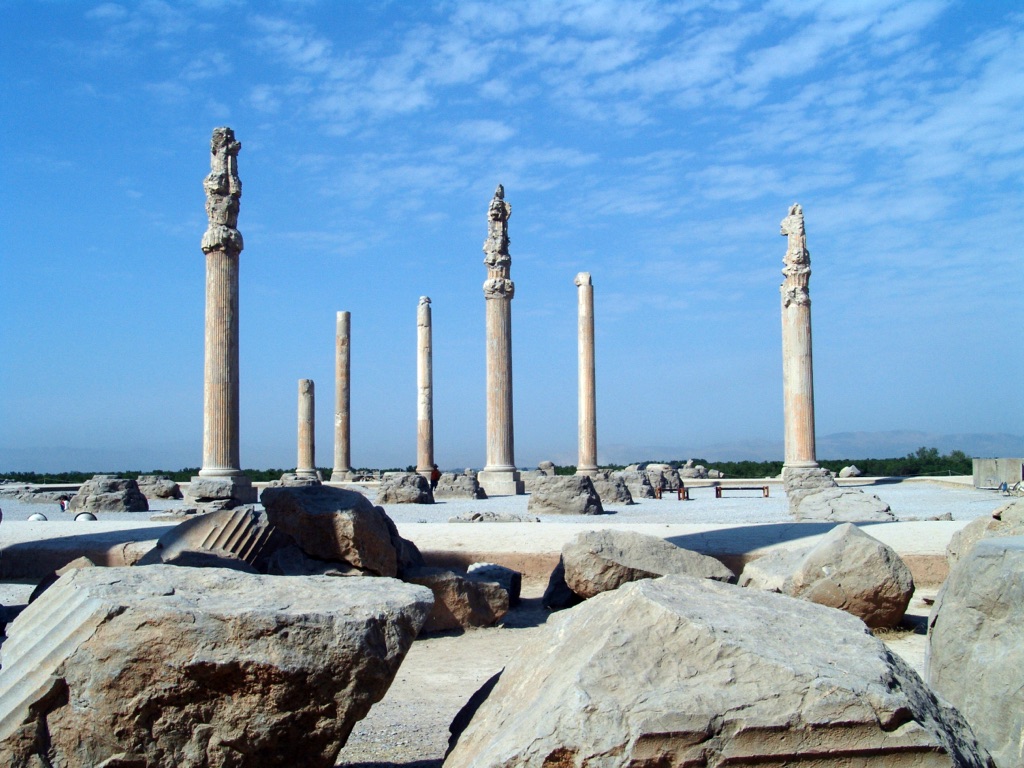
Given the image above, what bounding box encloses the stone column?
[331,311,353,482]
[477,185,524,495]
[188,127,256,507]
[575,272,598,476]
[780,203,818,470]
[416,297,434,475]
[296,379,317,478]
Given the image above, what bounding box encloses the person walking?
[429,464,441,492]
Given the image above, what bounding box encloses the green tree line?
[1,448,972,484]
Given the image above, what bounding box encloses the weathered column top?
[483,184,515,300]
[780,203,809,307]
[201,126,243,255]
[575,272,592,287]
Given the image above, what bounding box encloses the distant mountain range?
[597,431,1024,465]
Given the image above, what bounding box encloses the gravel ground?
[0,478,1005,525]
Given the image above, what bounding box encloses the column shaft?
[576,273,597,474]
[200,249,241,476]
[782,304,816,465]
[332,311,352,479]
[416,298,434,473]
[485,295,515,471]
[297,379,316,476]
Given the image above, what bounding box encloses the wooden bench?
[714,485,770,498]
[654,485,690,500]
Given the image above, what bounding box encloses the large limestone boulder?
[68,475,148,513]
[446,576,991,767]
[537,460,556,476]
[613,469,655,499]
[946,499,1024,564]
[433,472,487,500]
[588,471,634,506]
[526,475,604,515]
[839,464,863,478]
[0,566,433,768]
[135,474,183,499]
[403,566,509,633]
[376,472,434,504]
[136,506,285,573]
[562,529,735,599]
[740,522,914,628]
[260,484,399,577]
[927,536,1024,768]
[644,463,681,490]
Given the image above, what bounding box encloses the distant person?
[999,481,1009,495]
[59,496,70,512]
[430,464,441,492]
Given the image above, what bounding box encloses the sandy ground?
[0,479,1005,767]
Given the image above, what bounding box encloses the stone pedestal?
[193,126,254,506]
[575,272,598,476]
[416,297,434,475]
[331,311,353,482]
[779,203,818,470]
[296,379,317,478]
[480,185,524,496]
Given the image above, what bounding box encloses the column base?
[186,475,258,508]
[477,469,525,496]
[329,468,354,483]
[295,468,321,480]
[575,466,599,477]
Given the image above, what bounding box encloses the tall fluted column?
[575,272,598,475]
[780,203,818,468]
[477,184,523,495]
[188,127,255,507]
[416,297,434,475]
[296,379,317,477]
[331,311,352,482]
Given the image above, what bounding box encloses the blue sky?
[1,0,1022,472]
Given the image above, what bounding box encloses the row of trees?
[0,448,974,485]
[554,448,973,479]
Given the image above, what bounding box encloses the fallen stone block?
[403,566,509,633]
[446,575,993,767]
[134,475,183,500]
[946,499,1024,564]
[0,566,433,768]
[927,536,1024,768]
[562,529,735,599]
[588,471,634,506]
[526,475,604,516]
[260,484,399,577]
[740,522,914,628]
[69,475,148,513]
[467,562,522,607]
[376,472,433,504]
[433,473,487,500]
